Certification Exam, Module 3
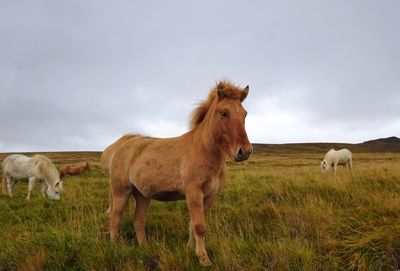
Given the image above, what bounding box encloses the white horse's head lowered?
[47,181,64,200]
[320,160,330,173]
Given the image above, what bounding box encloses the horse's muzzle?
[234,146,253,162]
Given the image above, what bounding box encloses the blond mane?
[31,155,60,186]
[189,81,244,130]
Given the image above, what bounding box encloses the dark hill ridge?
[253,136,400,154]
[359,136,400,152]
[363,136,400,144]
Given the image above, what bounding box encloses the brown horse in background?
[107,81,252,266]
[59,162,90,178]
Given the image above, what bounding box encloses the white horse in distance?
[320,149,352,174]
[2,154,64,200]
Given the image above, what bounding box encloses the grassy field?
[0,147,400,270]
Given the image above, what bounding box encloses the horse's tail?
[2,175,7,195]
[107,180,113,216]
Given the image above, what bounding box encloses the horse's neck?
[29,158,58,187]
[43,168,58,187]
[192,121,226,164]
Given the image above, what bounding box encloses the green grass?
[1,150,400,270]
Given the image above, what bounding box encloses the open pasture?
[1,147,400,270]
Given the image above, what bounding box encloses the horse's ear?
[241,85,249,102]
[217,82,227,100]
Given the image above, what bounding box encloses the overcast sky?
[1,1,399,152]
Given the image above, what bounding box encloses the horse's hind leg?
[348,159,353,171]
[2,176,8,195]
[110,189,131,241]
[26,177,36,200]
[132,190,150,246]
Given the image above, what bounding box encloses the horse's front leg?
[186,187,212,266]
[26,177,36,200]
[187,221,195,248]
[187,194,217,248]
[41,182,48,197]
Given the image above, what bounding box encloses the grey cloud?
[0,0,399,151]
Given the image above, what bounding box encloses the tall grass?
[0,151,399,270]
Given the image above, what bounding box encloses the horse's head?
[320,160,330,173]
[84,162,91,170]
[212,82,253,162]
[47,181,64,200]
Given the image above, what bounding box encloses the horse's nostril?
[238,148,244,157]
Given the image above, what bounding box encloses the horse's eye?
[220,111,228,118]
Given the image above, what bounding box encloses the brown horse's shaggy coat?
[106,81,252,266]
[100,134,139,175]
[59,162,90,178]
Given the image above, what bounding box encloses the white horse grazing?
[320,149,352,174]
[2,154,64,200]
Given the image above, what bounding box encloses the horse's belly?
[337,159,349,165]
[130,171,184,201]
[151,190,185,201]
[134,179,185,201]
[129,156,183,201]
[8,170,29,179]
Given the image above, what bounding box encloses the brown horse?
[107,81,252,266]
[59,162,90,178]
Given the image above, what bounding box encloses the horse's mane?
[32,155,60,184]
[189,81,243,130]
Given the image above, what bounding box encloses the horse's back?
[111,136,159,177]
[101,134,139,174]
[2,154,31,178]
[111,135,186,200]
[330,149,352,164]
[3,154,29,164]
[339,149,352,161]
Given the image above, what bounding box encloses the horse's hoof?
[137,236,148,246]
[198,254,212,267]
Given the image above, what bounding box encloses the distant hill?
[358,136,400,152]
[362,136,400,144]
[253,136,400,154]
